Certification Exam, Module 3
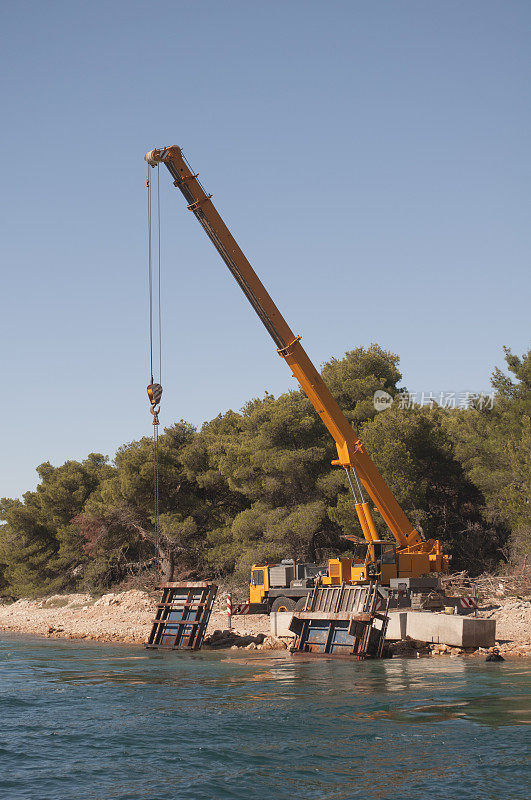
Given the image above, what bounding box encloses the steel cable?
[147,165,154,384]
[147,165,161,546]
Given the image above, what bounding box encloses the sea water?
[0,634,529,800]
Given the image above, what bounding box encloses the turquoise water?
[0,635,529,800]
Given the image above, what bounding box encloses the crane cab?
[250,564,269,604]
[323,541,397,585]
[365,541,397,583]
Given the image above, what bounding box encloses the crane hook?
[147,382,162,426]
[147,382,163,407]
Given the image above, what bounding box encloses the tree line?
[1,344,529,597]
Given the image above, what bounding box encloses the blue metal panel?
[306,623,328,650]
[328,623,355,653]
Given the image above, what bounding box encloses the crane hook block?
[147,383,163,407]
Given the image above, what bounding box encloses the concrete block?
[405,611,496,647]
[385,612,407,640]
[270,611,296,639]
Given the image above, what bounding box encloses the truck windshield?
[251,570,264,586]
[303,566,319,577]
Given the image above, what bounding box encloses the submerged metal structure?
[289,582,390,659]
[146,582,218,651]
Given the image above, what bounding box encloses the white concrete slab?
[405,611,496,647]
[385,612,407,640]
[270,611,295,638]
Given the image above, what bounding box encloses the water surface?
[0,634,529,800]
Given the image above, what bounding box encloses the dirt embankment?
[0,590,275,648]
[0,590,529,656]
[478,596,530,657]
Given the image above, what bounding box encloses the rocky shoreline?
[0,590,529,657]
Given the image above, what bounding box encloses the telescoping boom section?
[145,145,448,577]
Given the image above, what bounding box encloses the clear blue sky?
[1,0,529,499]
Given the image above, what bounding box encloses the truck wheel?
[271,597,296,613]
[295,598,307,610]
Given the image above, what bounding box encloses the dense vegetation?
[1,345,529,597]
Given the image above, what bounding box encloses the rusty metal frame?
[290,582,389,659]
[145,582,218,651]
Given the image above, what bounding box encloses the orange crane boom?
[145,145,447,574]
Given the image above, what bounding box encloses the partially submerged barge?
[289,582,390,659]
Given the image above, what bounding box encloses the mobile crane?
[145,145,449,595]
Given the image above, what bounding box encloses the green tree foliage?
[445,348,531,565]
[79,422,211,586]
[353,406,506,572]
[181,345,404,579]
[0,455,113,596]
[0,344,527,597]
[193,392,338,580]
[320,344,402,426]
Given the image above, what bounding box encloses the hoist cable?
[147,165,162,546]
[157,164,162,384]
[154,166,162,544]
[147,164,154,384]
